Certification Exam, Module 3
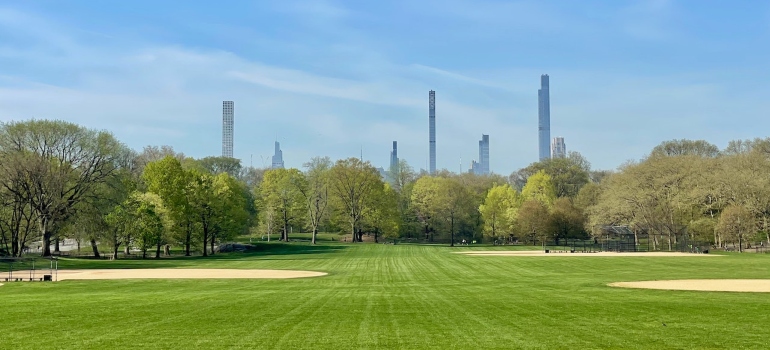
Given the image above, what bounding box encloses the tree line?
[0,120,767,257]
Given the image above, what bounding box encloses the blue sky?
[1,0,770,174]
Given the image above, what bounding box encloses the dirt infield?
[609,280,770,292]
[458,251,717,257]
[51,269,327,281]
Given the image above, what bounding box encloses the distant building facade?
[538,75,551,160]
[470,160,480,174]
[271,141,285,169]
[222,101,234,158]
[388,141,399,184]
[390,141,399,172]
[470,134,490,175]
[479,134,489,175]
[551,137,566,158]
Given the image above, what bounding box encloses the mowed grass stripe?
[2,244,770,349]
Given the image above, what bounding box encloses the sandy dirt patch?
[609,280,770,292]
[458,251,717,257]
[51,269,327,281]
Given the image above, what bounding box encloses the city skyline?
[3,2,770,175]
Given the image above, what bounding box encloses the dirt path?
[609,279,770,292]
[458,251,718,257]
[50,269,327,281]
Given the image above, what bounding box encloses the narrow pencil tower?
[538,75,550,160]
[222,101,234,158]
[429,90,436,175]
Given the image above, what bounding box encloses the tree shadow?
[53,242,349,266]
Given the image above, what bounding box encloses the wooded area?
[1,120,767,257]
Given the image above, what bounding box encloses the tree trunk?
[450,216,455,247]
[312,228,317,245]
[41,232,51,257]
[202,225,209,257]
[113,244,119,260]
[282,208,289,241]
[124,245,130,255]
[90,239,100,258]
[350,222,356,243]
[155,242,161,258]
[210,235,215,255]
[54,237,60,253]
[185,223,192,256]
[764,217,769,245]
[142,249,147,259]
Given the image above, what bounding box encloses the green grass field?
[2,243,769,349]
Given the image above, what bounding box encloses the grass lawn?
[2,243,769,349]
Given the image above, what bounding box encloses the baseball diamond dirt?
[49,269,327,281]
[458,251,719,257]
[609,279,770,292]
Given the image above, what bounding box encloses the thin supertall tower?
[222,101,234,158]
[429,90,436,175]
[538,75,550,160]
[390,141,399,171]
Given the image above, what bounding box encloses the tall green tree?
[716,205,755,252]
[329,158,382,242]
[0,120,129,256]
[143,156,198,256]
[300,157,331,244]
[521,170,557,206]
[199,156,242,177]
[411,177,472,246]
[517,199,551,245]
[650,139,720,158]
[259,168,305,241]
[364,183,400,243]
[209,172,252,251]
[509,152,590,197]
[479,184,518,241]
[548,198,588,244]
[411,176,442,241]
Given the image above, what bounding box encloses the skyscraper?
[538,75,551,160]
[271,141,284,169]
[479,134,490,175]
[390,141,399,173]
[222,101,234,158]
[429,90,436,175]
[470,160,480,174]
[551,137,566,158]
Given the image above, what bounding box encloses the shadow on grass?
[187,242,349,260]
[49,242,349,268]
